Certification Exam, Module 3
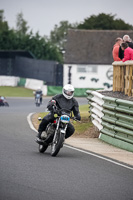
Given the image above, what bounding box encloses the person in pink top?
[121,42,133,62]
[112,37,123,61]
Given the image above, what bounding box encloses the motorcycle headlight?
[60,115,70,123]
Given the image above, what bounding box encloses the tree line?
[0,10,133,63]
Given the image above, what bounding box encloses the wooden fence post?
[112,61,133,97]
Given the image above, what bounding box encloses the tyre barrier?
[86,90,133,152]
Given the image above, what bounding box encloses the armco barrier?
[86,90,133,152]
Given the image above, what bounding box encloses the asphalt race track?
[0,97,133,200]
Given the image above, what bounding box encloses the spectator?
[119,35,133,59]
[112,37,123,61]
[121,42,133,62]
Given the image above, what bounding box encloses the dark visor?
[64,89,74,96]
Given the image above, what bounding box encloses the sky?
[1,0,133,37]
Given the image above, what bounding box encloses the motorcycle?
[3,101,9,107]
[35,94,41,107]
[38,107,77,157]
[0,97,9,107]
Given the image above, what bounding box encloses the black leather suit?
[38,94,81,139]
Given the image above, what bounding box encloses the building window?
[77,65,97,73]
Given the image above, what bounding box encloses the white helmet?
[63,84,74,99]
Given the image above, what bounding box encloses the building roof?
[0,50,36,59]
[64,29,133,64]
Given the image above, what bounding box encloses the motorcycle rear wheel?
[51,129,64,157]
[36,103,40,107]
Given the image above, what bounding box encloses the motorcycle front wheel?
[4,102,9,107]
[51,129,64,157]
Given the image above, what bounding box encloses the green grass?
[79,104,90,117]
[0,86,34,97]
[73,104,92,135]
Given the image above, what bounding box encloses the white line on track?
[64,145,133,171]
[27,113,38,133]
[27,113,133,171]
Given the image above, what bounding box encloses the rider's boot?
[36,132,44,144]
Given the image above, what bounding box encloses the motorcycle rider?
[35,88,43,104]
[0,96,4,106]
[36,84,81,144]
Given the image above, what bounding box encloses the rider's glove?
[74,114,81,121]
[47,100,56,111]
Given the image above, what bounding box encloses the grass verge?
[0,86,34,97]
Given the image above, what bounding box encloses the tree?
[0,10,16,50]
[49,21,77,52]
[77,13,133,30]
[0,10,62,62]
[0,10,9,32]
[16,12,29,36]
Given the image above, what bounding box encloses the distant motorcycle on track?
[0,96,9,107]
[35,94,41,107]
[33,89,43,107]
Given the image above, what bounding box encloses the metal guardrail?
[86,90,133,152]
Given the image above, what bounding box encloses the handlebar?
[70,116,81,123]
[52,106,81,123]
[53,106,71,116]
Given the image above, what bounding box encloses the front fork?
[53,119,67,143]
